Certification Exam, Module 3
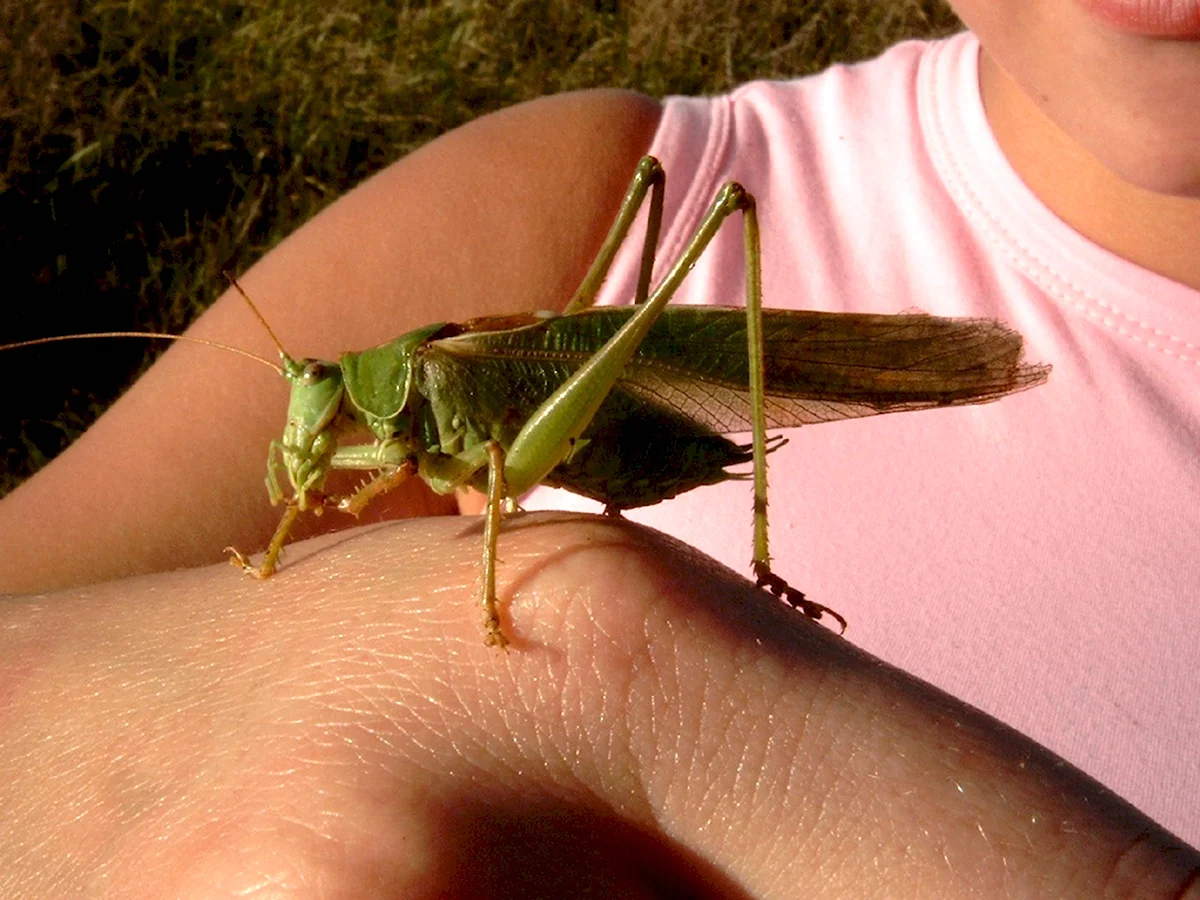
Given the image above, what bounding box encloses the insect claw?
[484,617,510,650]
[225,545,277,579]
[753,563,847,634]
[226,546,252,569]
[804,601,848,634]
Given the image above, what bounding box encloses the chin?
[1084,124,1200,198]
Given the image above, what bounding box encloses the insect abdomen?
[542,387,753,510]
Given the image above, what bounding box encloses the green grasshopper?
[6,156,1049,647]
[225,155,1048,646]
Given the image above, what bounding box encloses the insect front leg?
[228,438,316,578]
[331,460,418,517]
[265,439,287,505]
[227,504,302,579]
[228,438,414,580]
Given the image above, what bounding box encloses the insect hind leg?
[737,190,844,633]
[754,564,847,633]
[564,155,665,313]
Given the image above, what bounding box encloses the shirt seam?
[920,36,1200,367]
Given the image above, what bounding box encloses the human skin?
[2,0,1199,893]
[3,515,1198,897]
[957,0,1200,288]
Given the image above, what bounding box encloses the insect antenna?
[2,274,296,374]
[224,272,293,363]
[0,332,283,373]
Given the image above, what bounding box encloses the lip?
[1075,0,1200,38]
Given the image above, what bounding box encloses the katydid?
[4,156,1049,647]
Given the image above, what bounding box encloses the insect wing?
[431,307,1050,435]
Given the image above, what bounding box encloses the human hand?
[3,514,1196,898]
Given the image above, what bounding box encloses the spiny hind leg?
[564,155,665,313]
[732,181,845,634]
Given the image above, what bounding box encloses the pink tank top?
[525,32,1200,843]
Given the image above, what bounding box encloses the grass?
[0,0,960,493]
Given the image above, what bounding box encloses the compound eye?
[301,361,327,385]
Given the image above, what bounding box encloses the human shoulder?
[593,34,995,317]
[650,35,967,194]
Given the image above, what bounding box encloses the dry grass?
[0,0,959,491]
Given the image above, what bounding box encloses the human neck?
[979,51,1200,292]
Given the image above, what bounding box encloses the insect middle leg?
[481,441,509,648]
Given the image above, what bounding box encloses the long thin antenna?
[0,332,283,373]
[224,272,291,361]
